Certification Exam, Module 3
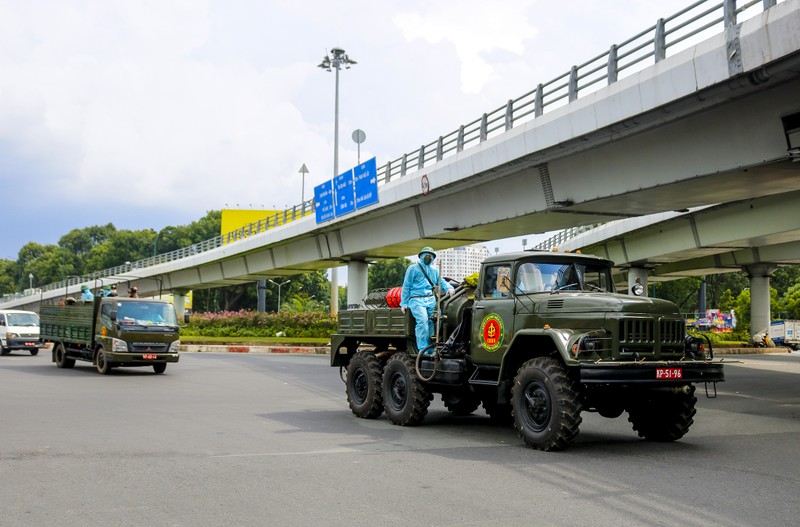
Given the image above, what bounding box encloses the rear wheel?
[345,351,384,419]
[95,348,112,375]
[511,357,582,451]
[0,345,9,356]
[54,343,75,369]
[153,363,167,374]
[627,386,697,442]
[30,348,39,356]
[383,353,430,426]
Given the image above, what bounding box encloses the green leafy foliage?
[184,309,337,338]
[368,257,411,289]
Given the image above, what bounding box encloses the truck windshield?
[516,262,614,293]
[115,303,178,326]
[6,313,40,326]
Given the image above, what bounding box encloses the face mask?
[423,254,433,265]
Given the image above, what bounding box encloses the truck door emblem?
[480,314,504,352]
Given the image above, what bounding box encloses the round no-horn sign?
[421,174,430,195]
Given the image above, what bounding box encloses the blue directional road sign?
[314,180,335,223]
[354,157,379,209]
[334,169,355,217]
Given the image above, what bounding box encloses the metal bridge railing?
[2,0,782,305]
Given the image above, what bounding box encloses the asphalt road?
[1,350,798,527]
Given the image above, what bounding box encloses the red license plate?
[142,354,158,360]
[656,368,682,379]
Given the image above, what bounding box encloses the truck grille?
[618,317,685,358]
[129,342,169,353]
[620,319,654,343]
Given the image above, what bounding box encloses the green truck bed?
[40,303,95,347]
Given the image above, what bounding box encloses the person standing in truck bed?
[399,246,453,354]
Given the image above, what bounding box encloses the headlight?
[630,283,645,296]
[111,338,128,352]
[168,340,180,353]
[6,332,19,339]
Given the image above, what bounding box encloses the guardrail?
[2,0,782,305]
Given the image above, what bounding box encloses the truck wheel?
[0,346,9,356]
[627,386,697,442]
[442,391,481,416]
[95,348,113,375]
[383,353,430,426]
[345,352,384,419]
[511,357,582,451]
[30,349,39,356]
[153,363,167,374]
[54,343,75,369]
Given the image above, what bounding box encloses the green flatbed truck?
[331,250,724,451]
[40,297,181,375]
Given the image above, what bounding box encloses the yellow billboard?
[221,208,314,244]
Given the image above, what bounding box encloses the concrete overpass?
[534,190,800,338]
[3,0,800,315]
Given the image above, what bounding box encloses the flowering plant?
[184,309,337,338]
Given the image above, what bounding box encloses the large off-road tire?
[95,348,113,375]
[30,348,39,356]
[54,343,75,369]
[383,353,430,426]
[153,363,167,374]
[346,351,384,419]
[511,357,583,451]
[442,390,481,416]
[627,386,697,442]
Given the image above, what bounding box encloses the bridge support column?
[744,264,777,341]
[171,290,188,319]
[627,267,648,296]
[347,261,369,308]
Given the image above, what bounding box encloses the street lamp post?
[319,47,357,316]
[29,273,33,290]
[269,279,291,312]
[153,230,161,257]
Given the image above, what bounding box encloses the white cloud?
[393,0,537,93]
[0,0,684,259]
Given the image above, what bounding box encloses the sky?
[0,0,675,261]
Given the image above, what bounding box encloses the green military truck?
[41,297,181,375]
[331,251,724,451]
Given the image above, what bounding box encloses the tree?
[369,258,411,290]
[59,224,116,257]
[653,277,703,313]
[0,259,18,295]
[781,283,800,318]
[771,265,800,296]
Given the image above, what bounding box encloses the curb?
[713,347,793,355]
[179,344,329,355]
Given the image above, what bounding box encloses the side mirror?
[110,310,117,321]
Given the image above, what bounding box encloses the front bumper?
[106,351,180,365]
[5,338,43,350]
[580,361,724,385]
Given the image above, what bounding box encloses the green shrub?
[183,309,337,338]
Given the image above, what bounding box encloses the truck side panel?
[40,304,95,347]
